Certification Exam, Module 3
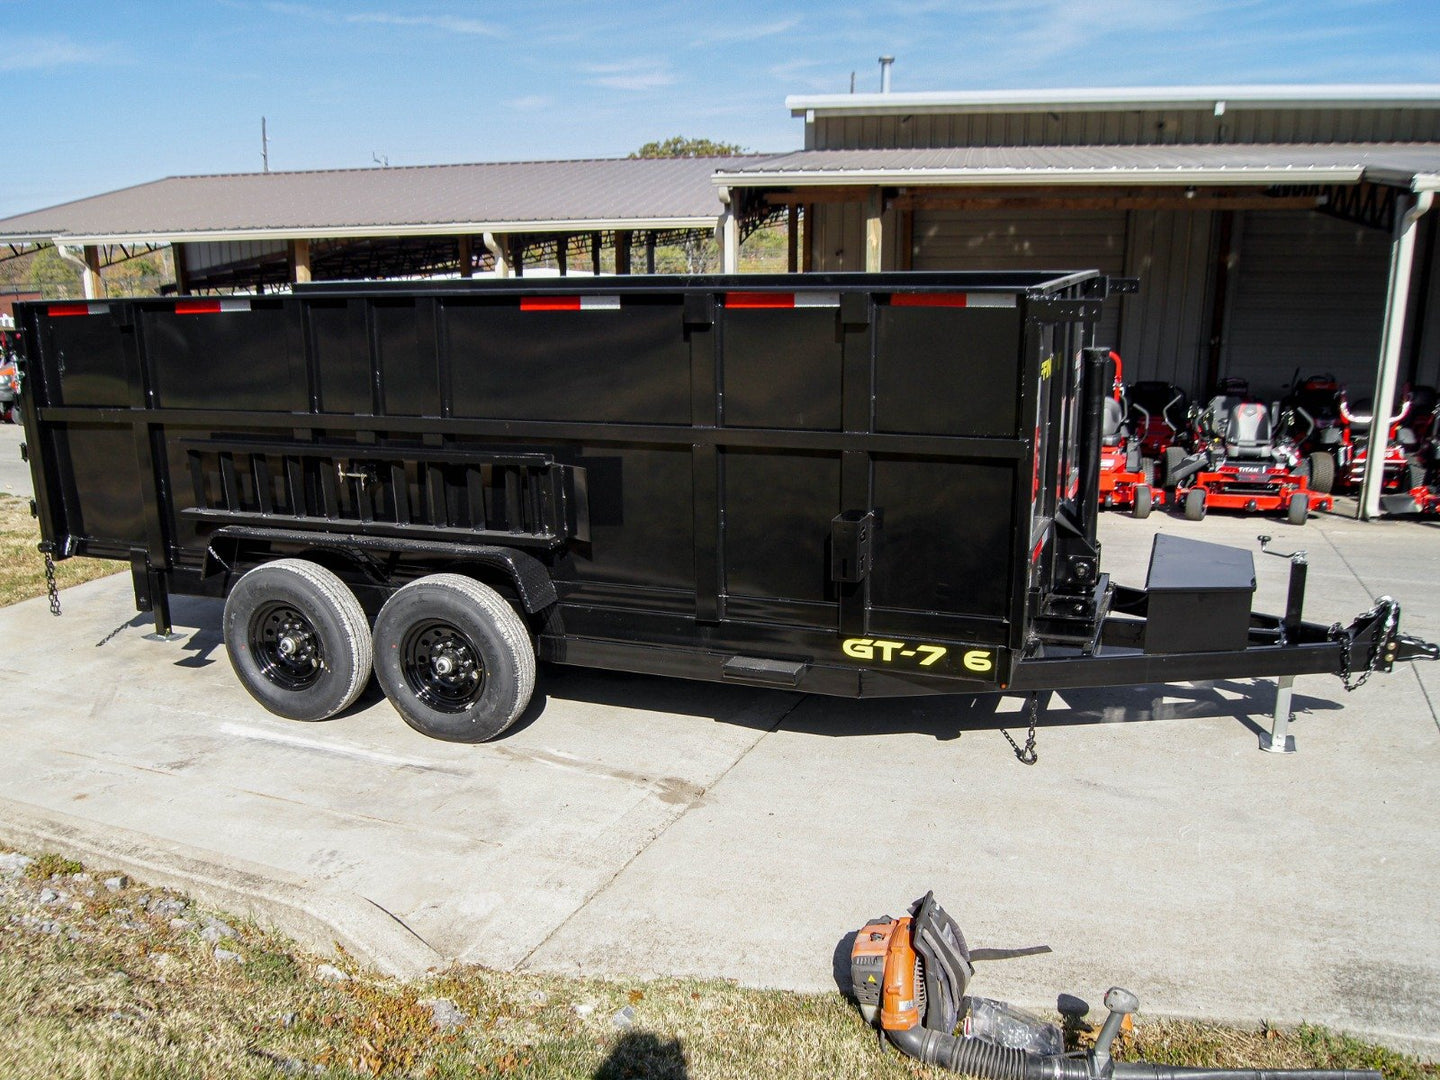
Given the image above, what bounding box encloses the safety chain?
[1002,694,1039,765]
[1330,597,1399,693]
[41,546,61,617]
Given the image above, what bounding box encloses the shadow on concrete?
[137,592,1343,746]
[593,1031,689,1080]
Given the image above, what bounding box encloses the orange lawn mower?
[1166,378,1332,525]
[1096,352,1163,518]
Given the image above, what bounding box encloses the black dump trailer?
[12,272,1434,742]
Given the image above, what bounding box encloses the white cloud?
[0,35,119,72]
[692,16,802,46]
[347,12,499,36]
[583,63,676,91]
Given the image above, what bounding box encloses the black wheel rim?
[400,619,486,712]
[249,602,324,691]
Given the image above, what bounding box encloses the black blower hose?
[885,1028,1380,1080]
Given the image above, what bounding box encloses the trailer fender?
[204,526,559,613]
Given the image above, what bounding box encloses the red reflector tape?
[518,295,620,311]
[521,296,581,311]
[725,291,793,309]
[892,293,966,308]
[48,302,108,317]
[891,292,1017,309]
[175,298,252,315]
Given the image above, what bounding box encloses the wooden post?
[616,230,632,275]
[645,231,656,274]
[289,239,312,284]
[458,235,473,278]
[557,234,568,277]
[802,204,814,272]
[511,238,524,277]
[864,189,883,272]
[82,244,103,299]
[591,232,602,275]
[787,202,799,273]
[172,242,190,295]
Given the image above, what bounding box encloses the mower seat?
[1102,397,1126,447]
[1222,400,1274,460]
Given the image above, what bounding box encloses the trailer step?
[722,655,807,687]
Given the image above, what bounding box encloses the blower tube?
[884,1026,1378,1080]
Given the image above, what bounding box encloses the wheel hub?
[401,621,486,712]
[249,604,324,691]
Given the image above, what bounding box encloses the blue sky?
[2,0,1438,218]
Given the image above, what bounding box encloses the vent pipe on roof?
[879,56,894,93]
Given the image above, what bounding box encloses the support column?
[288,239,311,284]
[720,188,740,274]
[483,232,509,277]
[510,237,524,277]
[172,242,191,295]
[1361,190,1434,520]
[591,232,602,276]
[557,234,569,276]
[458,235,473,278]
[787,203,799,273]
[82,244,103,299]
[645,231,656,275]
[864,189,883,273]
[615,230,632,275]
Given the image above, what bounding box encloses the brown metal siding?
[812,107,1440,150]
[910,208,1127,346]
[1222,210,1390,398]
[1117,210,1216,390]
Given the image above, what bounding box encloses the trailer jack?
[851,893,1382,1080]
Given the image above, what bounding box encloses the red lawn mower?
[1339,386,1432,493]
[1167,377,1332,525]
[1096,352,1162,517]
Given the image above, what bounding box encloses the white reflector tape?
[579,295,621,310]
[219,298,251,312]
[793,291,841,308]
[964,293,1016,308]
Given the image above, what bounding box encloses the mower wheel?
[1287,496,1309,526]
[1133,484,1152,519]
[1164,446,1187,488]
[1308,451,1336,495]
[1183,488,1206,521]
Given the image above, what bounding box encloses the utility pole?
[261,117,270,173]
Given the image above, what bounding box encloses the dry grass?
[0,493,118,608]
[1,848,1434,1080]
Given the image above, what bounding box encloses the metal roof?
[0,156,761,245]
[715,143,1440,191]
[788,84,1440,118]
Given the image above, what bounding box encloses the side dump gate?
[18,272,1103,698]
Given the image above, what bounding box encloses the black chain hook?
[1002,694,1039,765]
[41,544,61,617]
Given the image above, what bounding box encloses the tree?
[27,246,82,298]
[629,136,744,159]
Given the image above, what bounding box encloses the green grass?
[0,493,118,608]
[2,848,1435,1080]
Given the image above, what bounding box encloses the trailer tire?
[1183,488,1206,521]
[1308,451,1335,495]
[1132,484,1152,519]
[223,559,373,722]
[1164,445,1187,488]
[372,574,535,743]
[1287,496,1309,525]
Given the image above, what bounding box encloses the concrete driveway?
[0,420,28,497]
[2,508,1437,1056]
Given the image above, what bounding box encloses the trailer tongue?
[12,271,1435,746]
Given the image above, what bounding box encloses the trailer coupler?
[1331,596,1438,690]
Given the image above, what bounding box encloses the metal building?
[713,86,1440,515]
[0,156,748,294]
